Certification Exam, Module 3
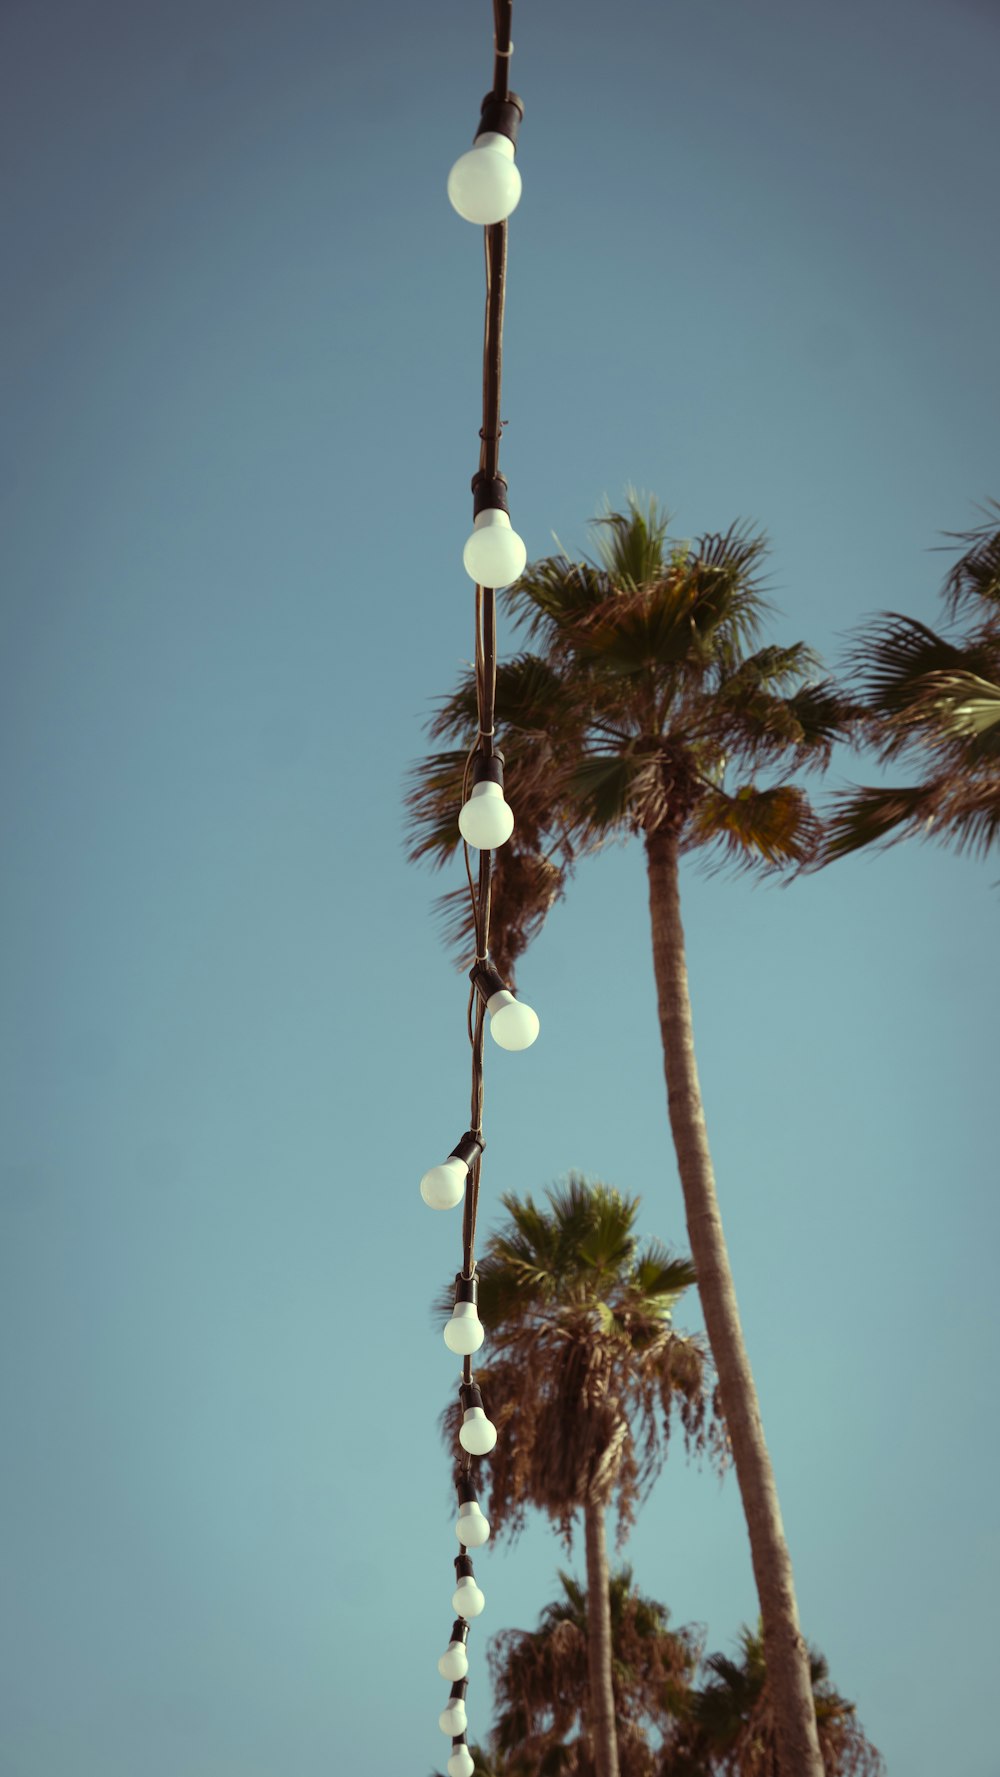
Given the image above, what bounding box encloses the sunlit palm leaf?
[691,783,821,870]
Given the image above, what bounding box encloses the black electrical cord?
[492,0,513,101]
[438,0,521,1675]
[480,226,507,482]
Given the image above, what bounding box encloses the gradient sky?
[2,2,998,1774]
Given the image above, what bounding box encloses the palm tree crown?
[442,1177,722,1543]
[409,491,848,975]
[489,1566,700,1777]
[823,500,1000,864]
[662,1621,885,1777]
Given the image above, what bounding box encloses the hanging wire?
[480,227,507,481]
[492,0,513,100]
[435,0,521,1690]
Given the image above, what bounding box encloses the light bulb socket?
[471,471,510,520]
[450,1132,484,1170]
[470,750,505,790]
[448,1679,469,1703]
[452,1735,469,1751]
[457,1475,481,1509]
[476,91,524,148]
[453,1273,479,1309]
[470,959,508,1004]
[448,1619,470,1647]
[460,1383,485,1413]
[455,1554,476,1582]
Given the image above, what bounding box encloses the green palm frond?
[427,651,576,744]
[631,1247,698,1303]
[822,510,1000,872]
[567,751,653,832]
[782,678,858,763]
[845,615,999,752]
[502,555,611,648]
[589,489,674,588]
[690,783,822,870]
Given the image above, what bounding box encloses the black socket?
[477,91,524,147]
[470,959,507,1003]
[453,1273,479,1308]
[451,1132,485,1169]
[471,471,510,519]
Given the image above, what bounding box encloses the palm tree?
[489,1565,700,1777]
[439,1177,721,1777]
[411,493,850,1776]
[661,1622,885,1777]
[822,500,1000,864]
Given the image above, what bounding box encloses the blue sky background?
[1,1,998,1773]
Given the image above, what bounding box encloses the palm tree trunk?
[644,826,824,1777]
[583,1498,620,1777]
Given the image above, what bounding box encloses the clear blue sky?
[1,1,997,1773]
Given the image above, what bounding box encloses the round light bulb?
[438,1641,470,1682]
[458,781,515,850]
[439,1699,468,1737]
[420,1156,468,1211]
[444,1302,485,1356]
[447,132,522,225]
[463,508,528,589]
[456,1501,491,1548]
[449,1747,476,1777]
[486,989,539,1051]
[452,1575,486,1619]
[460,1407,498,1456]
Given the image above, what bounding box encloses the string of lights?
[418,6,538,1774]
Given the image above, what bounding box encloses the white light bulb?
[448,132,522,225]
[452,1574,486,1618]
[444,1302,485,1356]
[456,1501,491,1548]
[438,1640,470,1682]
[420,1156,468,1211]
[449,1747,476,1777]
[463,507,528,589]
[439,1698,469,1737]
[459,781,515,850]
[486,988,539,1051]
[460,1406,498,1456]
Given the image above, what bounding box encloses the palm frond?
[940,499,1000,618]
[631,1247,698,1302]
[819,782,939,861]
[567,751,652,833]
[690,783,822,871]
[502,556,611,648]
[897,667,1000,738]
[588,489,673,588]
[405,747,470,866]
[431,847,566,983]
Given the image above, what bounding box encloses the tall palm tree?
[489,1565,700,1777]
[822,500,1000,864]
[661,1622,885,1777]
[439,1177,721,1777]
[412,494,850,1776]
